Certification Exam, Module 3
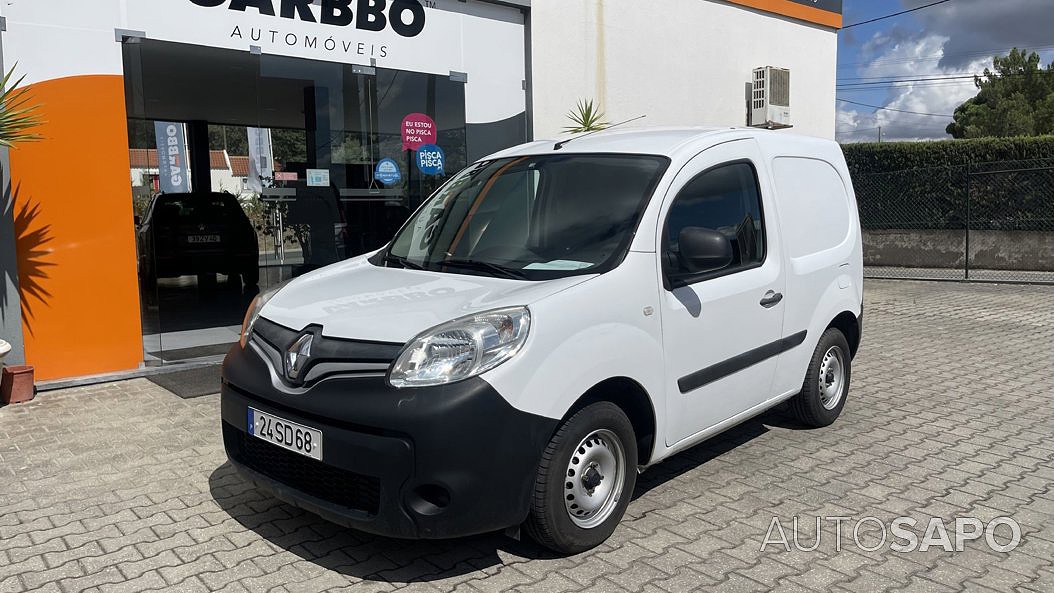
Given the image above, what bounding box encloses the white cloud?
[835,106,878,143]
[839,32,992,142]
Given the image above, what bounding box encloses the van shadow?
[632,404,808,500]
[207,406,813,583]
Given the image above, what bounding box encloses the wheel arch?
[563,377,657,466]
[827,310,861,358]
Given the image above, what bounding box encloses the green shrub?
[842,136,1054,176]
[843,137,1054,232]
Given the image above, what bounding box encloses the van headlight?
[388,307,531,388]
[239,283,286,348]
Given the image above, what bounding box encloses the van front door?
[658,140,786,445]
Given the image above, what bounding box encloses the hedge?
[841,135,1054,176]
[842,137,1054,232]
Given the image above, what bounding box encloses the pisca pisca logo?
[188,0,427,37]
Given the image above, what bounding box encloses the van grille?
[223,423,381,515]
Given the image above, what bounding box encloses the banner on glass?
[247,127,275,193]
[153,121,190,194]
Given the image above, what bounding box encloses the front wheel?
[524,402,637,554]
[790,328,852,428]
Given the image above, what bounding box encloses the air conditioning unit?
[750,66,792,129]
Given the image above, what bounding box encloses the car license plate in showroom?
[188,235,221,243]
[248,408,322,460]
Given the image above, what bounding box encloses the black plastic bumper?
[219,342,558,539]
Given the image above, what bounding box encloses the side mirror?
[677,227,733,275]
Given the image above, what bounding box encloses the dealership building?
[0,0,841,382]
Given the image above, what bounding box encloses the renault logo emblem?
[285,333,314,382]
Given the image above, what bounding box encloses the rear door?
[657,140,787,445]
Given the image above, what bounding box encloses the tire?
[241,267,259,288]
[196,273,218,288]
[790,327,851,428]
[524,402,637,554]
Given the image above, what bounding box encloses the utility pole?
[878,126,883,143]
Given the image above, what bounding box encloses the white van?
[221,128,863,554]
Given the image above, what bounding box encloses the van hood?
[259,255,594,343]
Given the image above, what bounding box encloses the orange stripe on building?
[11,75,143,380]
[725,0,843,28]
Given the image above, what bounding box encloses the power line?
[838,81,977,90]
[837,98,953,118]
[839,69,1054,85]
[837,67,1054,92]
[837,80,979,92]
[836,44,1054,70]
[842,0,955,29]
[838,74,977,87]
[839,72,976,82]
[836,83,975,93]
[836,127,882,134]
[842,111,881,123]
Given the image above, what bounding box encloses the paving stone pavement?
[2,279,1053,593]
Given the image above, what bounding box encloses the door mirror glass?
[677,227,733,274]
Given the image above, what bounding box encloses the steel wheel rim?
[563,429,626,529]
[819,346,846,410]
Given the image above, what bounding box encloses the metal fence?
[854,158,1054,284]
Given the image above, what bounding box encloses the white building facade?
[530,0,840,138]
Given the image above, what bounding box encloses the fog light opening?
[408,484,451,516]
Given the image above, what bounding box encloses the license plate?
[187,235,221,244]
[247,408,323,460]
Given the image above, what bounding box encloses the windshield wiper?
[385,253,425,270]
[438,259,529,280]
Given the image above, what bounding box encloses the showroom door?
[253,55,469,278]
[123,38,469,365]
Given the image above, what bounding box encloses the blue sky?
[836,0,1054,142]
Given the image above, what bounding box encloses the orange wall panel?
[11,75,143,380]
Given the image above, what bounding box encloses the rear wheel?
[790,328,851,428]
[196,273,217,288]
[241,266,259,288]
[524,402,637,554]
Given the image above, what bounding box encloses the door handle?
[760,291,784,308]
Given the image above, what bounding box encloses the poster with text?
[402,113,436,151]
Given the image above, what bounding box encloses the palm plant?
[564,99,609,133]
[0,67,43,148]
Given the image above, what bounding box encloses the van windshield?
[382,154,669,281]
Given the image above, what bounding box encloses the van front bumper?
[219,343,558,539]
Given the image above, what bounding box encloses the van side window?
[664,162,765,280]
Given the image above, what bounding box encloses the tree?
[269,128,307,163]
[946,49,1054,139]
[208,125,248,155]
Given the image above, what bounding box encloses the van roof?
[484,126,836,160]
